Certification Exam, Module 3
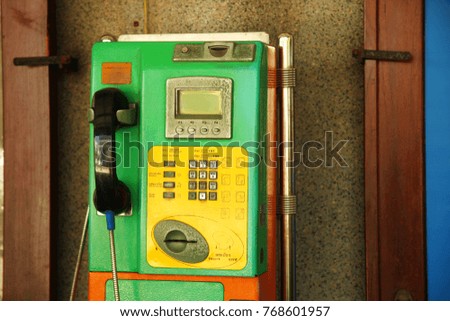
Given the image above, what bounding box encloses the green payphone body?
[88,33,284,300]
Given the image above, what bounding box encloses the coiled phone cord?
[105,210,120,301]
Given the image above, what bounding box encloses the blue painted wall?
[426,0,450,301]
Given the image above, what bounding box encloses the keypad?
[187,159,219,201]
[158,155,248,204]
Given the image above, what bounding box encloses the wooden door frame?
[364,0,426,300]
[1,0,56,300]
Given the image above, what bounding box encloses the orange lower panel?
[89,271,275,301]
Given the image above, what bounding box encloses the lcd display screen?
[177,90,222,117]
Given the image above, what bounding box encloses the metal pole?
[70,207,89,301]
[278,33,297,301]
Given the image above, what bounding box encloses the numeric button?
[199,181,207,190]
[189,170,197,179]
[209,171,218,180]
[189,160,197,169]
[209,160,219,169]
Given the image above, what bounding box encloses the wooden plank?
[0,0,3,302]
[377,0,425,300]
[364,0,380,301]
[364,0,426,300]
[2,0,52,300]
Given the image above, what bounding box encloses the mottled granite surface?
[55,0,364,300]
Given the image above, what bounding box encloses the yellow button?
[236,174,245,185]
[236,192,245,203]
[222,191,231,203]
[235,208,245,220]
[222,174,231,185]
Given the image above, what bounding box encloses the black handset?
[92,88,131,214]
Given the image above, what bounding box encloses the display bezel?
[166,77,233,139]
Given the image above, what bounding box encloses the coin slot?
[208,45,229,57]
[164,230,197,253]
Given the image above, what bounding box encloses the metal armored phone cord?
[105,210,120,301]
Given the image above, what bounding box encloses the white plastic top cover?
[118,32,270,44]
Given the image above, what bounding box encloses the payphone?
[86,32,295,301]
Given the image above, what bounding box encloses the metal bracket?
[277,68,296,88]
[13,55,78,72]
[352,49,412,64]
[394,289,413,301]
[88,103,137,126]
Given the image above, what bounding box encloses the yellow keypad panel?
[147,146,249,270]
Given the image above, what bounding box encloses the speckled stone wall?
[55,0,364,300]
